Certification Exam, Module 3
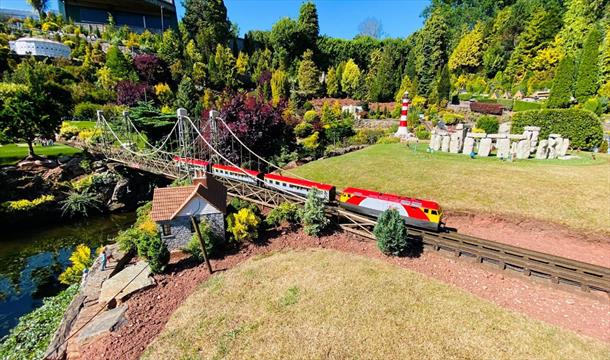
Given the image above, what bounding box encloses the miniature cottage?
[150,177,226,251]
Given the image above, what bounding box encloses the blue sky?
[3,0,429,39]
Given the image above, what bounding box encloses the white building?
[9,37,71,59]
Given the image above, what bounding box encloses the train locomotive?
[173,156,443,231]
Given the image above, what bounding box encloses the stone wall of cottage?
[158,213,225,251]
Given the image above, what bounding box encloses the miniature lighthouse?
[394,92,412,138]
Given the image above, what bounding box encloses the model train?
[173,156,443,231]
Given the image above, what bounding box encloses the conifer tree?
[298,1,319,51]
[183,0,230,56]
[105,45,133,80]
[437,64,451,104]
[326,66,339,97]
[341,59,361,98]
[448,23,484,73]
[297,49,320,96]
[575,27,602,102]
[601,27,610,84]
[547,56,575,109]
[271,69,289,105]
[415,10,448,97]
[175,76,197,113]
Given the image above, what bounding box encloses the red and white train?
[173,156,443,231]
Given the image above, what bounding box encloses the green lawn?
[292,143,610,233]
[0,143,82,166]
[144,249,610,359]
[62,121,96,129]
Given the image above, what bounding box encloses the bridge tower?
[176,108,193,179]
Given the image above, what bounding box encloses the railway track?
[335,208,610,295]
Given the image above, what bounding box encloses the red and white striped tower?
[394,92,412,138]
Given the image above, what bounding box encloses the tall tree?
[555,0,605,56]
[415,10,448,97]
[297,49,321,96]
[368,44,400,101]
[547,56,575,109]
[270,17,302,65]
[448,23,484,73]
[26,0,48,19]
[105,45,133,80]
[602,26,610,84]
[437,64,451,104]
[183,0,231,56]
[271,69,289,105]
[575,27,602,102]
[298,1,319,51]
[174,76,197,114]
[358,18,384,39]
[341,59,361,98]
[326,66,339,97]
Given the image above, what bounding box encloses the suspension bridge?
[65,108,610,295]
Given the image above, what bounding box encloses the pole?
[191,216,213,274]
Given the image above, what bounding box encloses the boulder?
[441,136,450,152]
[496,138,510,159]
[77,305,127,345]
[557,138,570,157]
[99,262,154,304]
[516,139,530,159]
[535,140,548,159]
[462,137,475,155]
[449,133,462,153]
[477,138,492,157]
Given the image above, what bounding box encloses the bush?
[59,122,80,139]
[582,97,604,116]
[373,209,409,256]
[265,202,300,227]
[303,101,314,111]
[1,195,55,213]
[376,136,400,144]
[228,197,259,216]
[476,116,499,134]
[470,101,504,115]
[58,244,93,285]
[0,284,78,360]
[294,122,314,138]
[73,102,99,120]
[440,111,464,125]
[227,208,260,242]
[299,189,329,236]
[136,232,170,274]
[512,109,603,149]
[513,100,541,112]
[116,227,144,254]
[415,125,431,140]
[303,109,319,123]
[60,191,102,218]
[71,175,93,192]
[348,128,386,145]
[185,221,219,259]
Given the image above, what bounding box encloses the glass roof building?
[57,0,177,33]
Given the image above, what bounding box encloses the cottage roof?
[151,179,227,222]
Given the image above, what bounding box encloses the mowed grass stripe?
[292,143,610,233]
[0,143,82,166]
[143,249,610,359]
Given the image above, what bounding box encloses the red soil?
[445,212,610,267]
[81,220,610,360]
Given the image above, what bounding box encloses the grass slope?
[0,144,82,166]
[292,143,610,233]
[144,249,609,359]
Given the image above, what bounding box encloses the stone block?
[467,132,487,139]
[535,140,548,159]
[487,133,508,139]
[549,133,562,138]
[477,138,492,157]
[524,126,541,132]
[508,134,526,140]
[558,138,570,157]
[516,139,531,159]
[78,305,127,345]
[449,133,462,153]
[431,134,442,151]
[496,138,510,159]
[441,135,450,152]
[547,138,558,159]
[462,137,475,155]
[99,262,154,304]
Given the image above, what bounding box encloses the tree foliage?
[298,1,319,51]
[373,208,409,256]
[326,66,339,97]
[297,49,320,96]
[448,22,484,73]
[299,188,329,236]
[227,208,260,242]
[415,10,448,97]
[547,56,575,109]
[341,59,361,98]
[271,69,289,105]
[183,0,231,56]
[59,244,93,285]
[574,27,602,103]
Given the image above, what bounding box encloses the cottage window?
[162,224,171,236]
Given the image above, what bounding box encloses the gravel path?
[81,226,610,360]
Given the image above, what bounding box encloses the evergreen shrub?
[299,189,329,236]
[373,208,409,256]
[475,116,499,134]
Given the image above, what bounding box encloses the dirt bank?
[445,211,610,267]
[81,229,610,360]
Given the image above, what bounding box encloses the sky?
[2,0,429,39]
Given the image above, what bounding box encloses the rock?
[99,262,154,304]
[547,138,558,159]
[441,136,450,152]
[498,122,511,134]
[449,133,462,153]
[108,178,130,211]
[487,134,507,139]
[477,138,492,157]
[496,138,510,159]
[57,156,72,164]
[283,160,298,170]
[535,140,548,159]
[467,132,486,139]
[17,159,57,172]
[462,137,475,155]
[516,139,530,159]
[557,138,570,157]
[77,305,127,345]
[430,134,442,151]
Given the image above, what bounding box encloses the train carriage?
[339,187,443,231]
[264,173,335,203]
[211,164,262,185]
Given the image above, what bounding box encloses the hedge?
[512,109,603,149]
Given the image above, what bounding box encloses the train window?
[423,209,429,214]
[431,210,438,215]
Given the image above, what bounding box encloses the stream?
[0,213,135,339]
